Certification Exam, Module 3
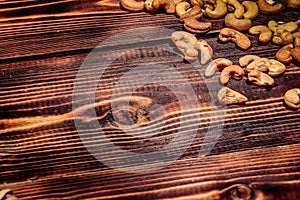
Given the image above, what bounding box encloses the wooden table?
[0,1,299,199]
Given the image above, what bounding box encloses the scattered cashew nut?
[194,39,214,64]
[268,59,286,77]
[249,25,272,44]
[239,55,261,67]
[205,58,233,77]
[205,0,227,19]
[257,0,282,14]
[180,5,202,21]
[246,57,269,72]
[218,87,248,105]
[176,2,191,17]
[272,28,294,45]
[183,16,212,34]
[121,0,145,11]
[275,44,294,64]
[145,0,160,12]
[291,47,300,62]
[220,65,245,84]
[172,31,198,61]
[248,69,274,86]
[284,88,300,109]
[191,0,204,7]
[225,13,252,32]
[242,1,259,20]
[227,0,244,19]
[219,28,251,50]
[287,0,300,8]
[293,31,300,47]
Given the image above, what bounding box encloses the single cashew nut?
[176,2,191,17]
[293,32,300,47]
[242,1,259,20]
[257,0,282,14]
[275,44,294,64]
[246,57,270,72]
[220,65,245,84]
[291,47,300,63]
[248,69,274,86]
[225,13,252,32]
[268,59,286,77]
[287,0,300,8]
[249,25,272,44]
[218,87,248,105]
[191,0,204,7]
[180,5,203,21]
[228,0,244,19]
[121,0,145,11]
[284,88,300,109]
[205,58,233,77]
[205,0,227,19]
[194,39,214,64]
[219,28,251,50]
[268,20,299,33]
[272,28,294,45]
[172,31,198,61]
[183,17,212,34]
[145,0,160,12]
[239,55,261,67]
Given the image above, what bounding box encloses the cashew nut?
[287,0,300,9]
[225,13,252,32]
[242,1,259,20]
[257,0,282,14]
[145,0,160,12]
[176,2,191,17]
[268,20,299,33]
[171,31,212,63]
[293,31,300,47]
[194,39,214,64]
[248,69,274,86]
[191,0,204,7]
[121,0,145,11]
[205,0,227,19]
[171,31,198,61]
[275,44,294,64]
[239,55,261,67]
[205,58,233,77]
[268,59,286,77]
[246,57,269,72]
[284,88,300,109]
[291,47,300,63]
[272,28,294,45]
[183,18,212,34]
[180,5,202,21]
[227,0,244,19]
[249,25,272,44]
[219,28,251,50]
[218,87,248,105]
[220,65,245,84]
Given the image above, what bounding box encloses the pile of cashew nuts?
[120,0,300,109]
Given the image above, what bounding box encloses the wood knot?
[228,184,254,200]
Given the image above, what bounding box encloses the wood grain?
[0,0,300,199]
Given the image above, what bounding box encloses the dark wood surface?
[0,0,300,199]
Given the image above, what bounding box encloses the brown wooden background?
[0,0,300,199]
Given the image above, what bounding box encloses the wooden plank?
[0,0,300,199]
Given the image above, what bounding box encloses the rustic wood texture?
[0,0,300,199]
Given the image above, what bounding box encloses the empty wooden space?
[0,0,299,199]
